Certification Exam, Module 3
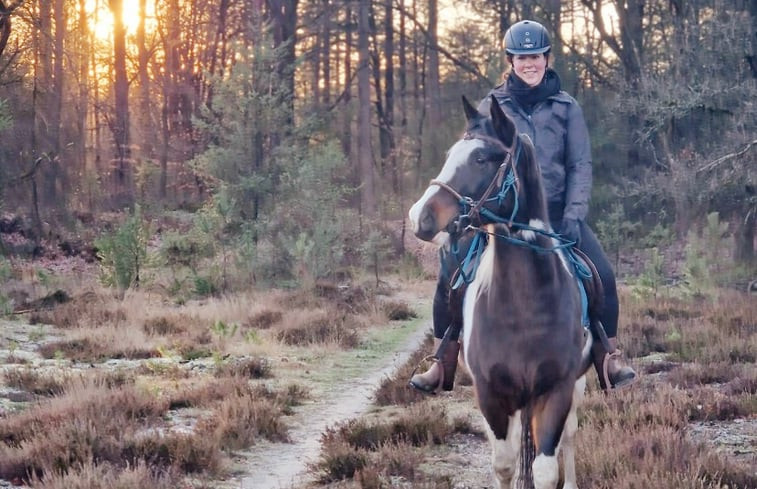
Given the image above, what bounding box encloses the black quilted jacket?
[477,85,593,223]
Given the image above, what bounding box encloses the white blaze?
[408,138,485,233]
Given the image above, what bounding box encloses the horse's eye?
[476,157,486,165]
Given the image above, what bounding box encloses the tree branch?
[5,155,45,185]
[697,140,757,174]
[393,0,491,85]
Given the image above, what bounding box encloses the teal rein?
[448,137,592,326]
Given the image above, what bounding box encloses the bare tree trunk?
[341,3,352,165]
[110,0,131,202]
[91,4,103,206]
[45,0,65,204]
[77,0,89,193]
[425,0,441,126]
[36,0,52,209]
[137,0,154,159]
[312,10,322,104]
[357,0,376,220]
[321,0,331,105]
[398,0,407,130]
[581,0,644,168]
[268,0,298,129]
[382,0,397,195]
[51,0,63,155]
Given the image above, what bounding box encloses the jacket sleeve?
[563,101,593,222]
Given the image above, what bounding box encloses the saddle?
[428,242,608,394]
[570,247,604,319]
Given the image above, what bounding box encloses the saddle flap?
[571,248,604,316]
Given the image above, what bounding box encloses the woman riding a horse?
[410,19,636,395]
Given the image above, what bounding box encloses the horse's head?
[409,95,545,242]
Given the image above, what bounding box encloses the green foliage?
[159,195,240,297]
[630,247,667,300]
[0,256,11,282]
[276,139,357,282]
[682,212,736,295]
[210,320,238,340]
[193,273,218,297]
[191,40,357,285]
[359,228,394,286]
[95,206,152,291]
[595,201,640,271]
[639,221,674,249]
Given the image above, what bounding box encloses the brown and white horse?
[409,96,591,489]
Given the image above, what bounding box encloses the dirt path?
[234,319,432,489]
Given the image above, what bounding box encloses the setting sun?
[86,0,154,41]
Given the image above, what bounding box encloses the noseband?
[429,133,522,234]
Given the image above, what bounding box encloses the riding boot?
[409,338,461,393]
[607,337,637,388]
[591,335,637,391]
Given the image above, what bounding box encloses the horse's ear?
[462,95,480,122]
[489,94,517,147]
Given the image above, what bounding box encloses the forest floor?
[0,223,754,489]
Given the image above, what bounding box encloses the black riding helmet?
[503,20,551,55]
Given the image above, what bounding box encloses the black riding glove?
[560,218,582,246]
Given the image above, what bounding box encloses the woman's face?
[512,54,547,87]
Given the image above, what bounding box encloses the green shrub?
[95,206,152,291]
[630,247,667,299]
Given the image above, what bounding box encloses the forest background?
[0,0,755,294]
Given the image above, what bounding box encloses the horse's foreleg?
[530,384,575,489]
[483,411,520,489]
[560,375,586,489]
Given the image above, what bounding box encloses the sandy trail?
[238,320,431,489]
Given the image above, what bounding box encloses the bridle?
[429,132,522,234]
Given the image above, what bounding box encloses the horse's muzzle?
[414,208,439,241]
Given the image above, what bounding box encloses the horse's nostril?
[420,211,435,232]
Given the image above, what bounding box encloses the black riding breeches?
[431,221,620,340]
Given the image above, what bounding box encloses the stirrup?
[603,349,636,390]
[408,355,442,395]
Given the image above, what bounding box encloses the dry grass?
[29,462,176,489]
[0,370,305,486]
[374,334,433,406]
[276,308,361,348]
[213,355,273,379]
[28,290,125,329]
[38,331,161,362]
[243,308,284,329]
[381,299,418,321]
[576,386,756,488]
[3,367,71,396]
[308,285,756,489]
[310,402,461,484]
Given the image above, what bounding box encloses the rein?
[429,133,591,297]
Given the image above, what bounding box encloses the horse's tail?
[517,405,536,489]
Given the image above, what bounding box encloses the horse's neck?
[491,221,562,281]
[512,194,551,232]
